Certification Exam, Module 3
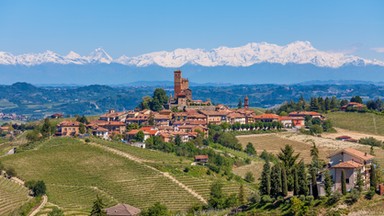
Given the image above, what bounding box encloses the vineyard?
[0,137,204,214]
[0,176,30,215]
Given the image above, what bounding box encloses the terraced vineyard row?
[173,174,255,200]
[0,176,30,215]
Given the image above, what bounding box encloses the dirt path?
[87,142,208,205]
[29,195,47,216]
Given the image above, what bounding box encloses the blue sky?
[1,0,383,60]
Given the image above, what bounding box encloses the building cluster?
[0,112,28,121]
[55,70,325,145]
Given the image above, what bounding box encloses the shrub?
[261,195,273,204]
[299,195,306,202]
[5,167,16,178]
[244,171,255,183]
[249,192,261,204]
[359,137,383,147]
[326,192,342,206]
[345,189,360,205]
[365,187,376,200]
[183,167,190,173]
[85,138,91,143]
[25,180,46,197]
[306,195,314,203]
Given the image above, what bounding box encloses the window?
[346,178,350,184]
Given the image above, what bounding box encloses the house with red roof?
[341,102,366,112]
[328,148,374,193]
[126,127,159,141]
[288,111,324,120]
[56,121,80,136]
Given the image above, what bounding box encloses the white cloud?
[371,47,384,53]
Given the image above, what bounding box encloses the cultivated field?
[0,176,30,215]
[326,112,384,136]
[0,137,204,214]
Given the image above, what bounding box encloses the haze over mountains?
[1,41,384,85]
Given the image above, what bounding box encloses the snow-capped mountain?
[1,42,383,68]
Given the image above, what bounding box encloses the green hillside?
[0,176,30,215]
[0,137,253,215]
[326,112,384,136]
[0,138,204,214]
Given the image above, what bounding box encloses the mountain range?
[1,41,384,85]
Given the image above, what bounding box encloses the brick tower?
[244,96,249,109]
[174,70,182,97]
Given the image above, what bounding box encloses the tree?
[5,167,16,178]
[324,170,333,197]
[90,195,106,216]
[245,171,255,183]
[259,160,271,196]
[245,142,256,156]
[310,144,319,161]
[270,164,282,197]
[341,170,347,195]
[0,161,4,172]
[370,164,377,189]
[370,146,376,156]
[26,180,46,197]
[281,166,288,197]
[310,168,319,199]
[48,207,64,216]
[174,135,182,146]
[79,123,86,134]
[355,170,364,192]
[238,184,246,205]
[350,96,363,104]
[298,161,308,196]
[237,99,242,109]
[293,167,299,196]
[26,129,42,142]
[208,181,225,209]
[41,118,53,138]
[309,125,323,135]
[135,130,145,142]
[141,202,170,216]
[278,145,300,190]
[77,115,89,124]
[139,96,152,110]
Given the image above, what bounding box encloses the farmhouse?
[341,102,366,112]
[194,155,209,164]
[289,111,324,120]
[56,121,80,136]
[328,148,374,192]
[92,127,109,139]
[99,109,128,122]
[126,126,159,141]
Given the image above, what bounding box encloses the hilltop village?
[1,70,382,216]
[55,70,323,143]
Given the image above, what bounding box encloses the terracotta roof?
[105,203,141,216]
[154,114,170,120]
[58,121,80,127]
[279,116,305,121]
[94,127,108,132]
[127,127,158,136]
[289,111,322,116]
[332,160,363,169]
[199,110,229,116]
[254,113,280,119]
[227,112,246,118]
[330,148,374,161]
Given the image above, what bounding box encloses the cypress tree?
[281,166,288,197]
[356,170,364,192]
[260,160,271,196]
[341,170,347,195]
[270,165,282,197]
[298,161,309,196]
[311,168,319,199]
[293,167,299,196]
[324,170,333,197]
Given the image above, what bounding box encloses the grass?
[0,137,203,214]
[326,112,384,136]
[0,176,31,215]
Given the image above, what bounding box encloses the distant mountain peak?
[0,41,383,68]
